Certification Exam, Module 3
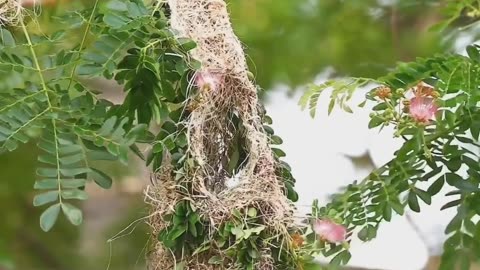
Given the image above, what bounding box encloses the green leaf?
[34,179,58,190]
[414,188,432,205]
[263,115,273,125]
[33,191,59,206]
[60,153,84,165]
[126,124,147,141]
[61,203,83,226]
[40,204,61,232]
[103,13,129,29]
[327,99,335,115]
[470,122,480,140]
[358,225,376,241]
[372,103,388,111]
[59,144,83,155]
[331,250,351,266]
[445,173,479,191]
[36,168,59,177]
[38,154,57,165]
[98,116,117,136]
[383,204,392,222]
[62,179,86,189]
[390,200,404,215]
[90,168,113,189]
[368,115,384,129]
[76,64,103,75]
[445,157,462,172]
[179,38,197,51]
[169,224,187,240]
[263,125,274,135]
[0,29,15,47]
[107,0,128,11]
[230,226,245,239]
[272,148,286,158]
[270,135,283,145]
[466,45,480,62]
[87,150,117,161]
[61,167,91,177]
[445,213,463,234]
[445,173,463,186]
[427,175,445,196]
[61,189,88,200]
[441,199,461,211]
[189,222,198,237]
[285,182,298,202]
[408,192,420,212]
[243,225,265,239]
[189,212,200,225]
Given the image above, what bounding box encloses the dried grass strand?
[0,0,22,26]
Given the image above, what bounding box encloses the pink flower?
[22,0,57,7]
[313,219,347,243]
[409,97,437,123]
[195,71,223,92]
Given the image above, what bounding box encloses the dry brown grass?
[145,0,294,269]
[0,0,22,25]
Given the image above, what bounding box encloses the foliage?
[300,5,480,268]
[432,0,480,31]
[0,0,184,231]
[0,0,297,269]
[4,0,480,269]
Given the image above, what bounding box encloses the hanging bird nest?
[0,0,22,26]
[146,0,295,269]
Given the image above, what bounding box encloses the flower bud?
[291,233,304,249]
[375,86,392,100]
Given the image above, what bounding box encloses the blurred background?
[1,0,479,269]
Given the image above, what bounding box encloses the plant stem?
[66,0,100,92]
[20,19,52,109]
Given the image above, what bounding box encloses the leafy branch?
[300,45,480,267]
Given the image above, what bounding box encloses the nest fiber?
[0,0,22,26]
[147,0,294,269]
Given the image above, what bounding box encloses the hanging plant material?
[146,0,296,269]
[0,0,22,26]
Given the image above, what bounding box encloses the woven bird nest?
[146,0,294,269]
[0,0,22,26]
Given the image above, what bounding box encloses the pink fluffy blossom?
[22,0,57,7]
[313,219,347,243]
[195,71,222,92]
[409,97,437,124]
